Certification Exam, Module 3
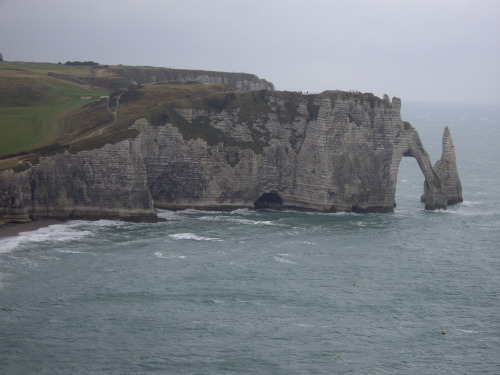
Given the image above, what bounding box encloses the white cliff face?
[0,90,460,223]
[134,91,451,213]
[113,67,275,91]
[0,140,156,222]
[425,126,463,205]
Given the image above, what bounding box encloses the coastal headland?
[0,61,462,224]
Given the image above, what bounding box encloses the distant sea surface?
[1,102,499,374]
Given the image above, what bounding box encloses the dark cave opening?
[253,191,283,209]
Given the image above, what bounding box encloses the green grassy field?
[0,62,108,156]
[0,61,276,160]
[0,61,94,73]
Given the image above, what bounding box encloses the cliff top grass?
[0,61,274,160]
[0,68,108,158]
[0,61,388,172]
[0,78,285,171]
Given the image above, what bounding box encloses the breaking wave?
[0,223,92,253]
[154,251,186,259]
[273,254,297,264]
[168,233,222,241]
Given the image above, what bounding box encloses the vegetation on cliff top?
[0,61,274,161]
[0,64,108,157]
[0,61,388,172]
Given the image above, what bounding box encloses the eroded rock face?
[0,141,157,222]
[422,126,463,206]
[92,67,276,92]
[0,90,461,222]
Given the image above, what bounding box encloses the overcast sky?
[1,0,499,105]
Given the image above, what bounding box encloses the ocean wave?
[56,249,86,254]
[0,237,23,253]
[168,233,222,241]
[20,224,92,243]
[156,210,184,220]
[0,223,91,253]
[230,218,283,226]
[229,208,252,215]
[197,216,224,221]
[180,209,226,215]
[79,219,126,228]
[197,215,285,226]
[456,329,479,334]
[274,254,296,264]
[159,207,256,219]
[299,210,351,216]
[426,209,454,214]
[300,241,317,245]
[154,251,186,259]
[460,200,485,207]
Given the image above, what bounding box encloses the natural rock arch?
[390,126,462,210]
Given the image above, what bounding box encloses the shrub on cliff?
[64,61,99,66]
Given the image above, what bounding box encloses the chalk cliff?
[0,85,461,223]
[48,66,275,92]
[423,126,463,205]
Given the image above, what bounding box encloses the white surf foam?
[81,219,125,228]
[20,224,92,243]
[156,210,185,220]
[231,218,282,226]
[0,237,23,253]
[197,216,225,221]
[229,208,252,215]
[168,233,222,241]
[154,251,186,259]
[301,241,317,245]
[460,200,485,207]
[456,329,478,334]
[197,216,284,226]
[274,254,296,264]
[56,249,86,254]
[181,209,225,215]
[0,223,91,253]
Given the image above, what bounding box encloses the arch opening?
[254,191,283,210]
[395,155,423,210]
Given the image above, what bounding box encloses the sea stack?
[423,127,463,206]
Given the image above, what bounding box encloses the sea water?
[0,102,499,374]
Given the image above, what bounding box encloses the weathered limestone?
[88,66,275,91]
[0,90,461,222]
[422,126,463,205]
[0,141,157,222]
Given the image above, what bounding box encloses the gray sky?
[1,0,499,105]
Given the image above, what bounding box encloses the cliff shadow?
[254,191,283,210]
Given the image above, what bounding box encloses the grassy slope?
[0,61,275,159]
[0,62,108,156]
[0,62,382,173]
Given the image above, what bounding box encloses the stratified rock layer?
[0,141,156,222]
[49,66,275,92]
[0,89,461,222]
[424,126,463,205]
